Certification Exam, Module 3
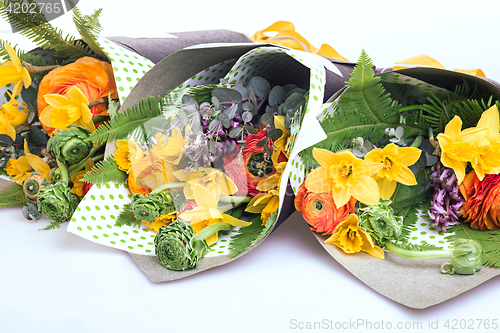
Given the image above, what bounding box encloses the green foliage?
[39,221,64,231]
[80,156,127,184]
[86,96,165,145]
[0,182,27,208]
[445,223,500,268]
[388,241,443,252]
[299,50,428,167]
[71,7,108,61]
[115,203,140,228]
[229,210,277,258]
[0,39,47,66]
[0,1,103,63]
[413,82,492,134]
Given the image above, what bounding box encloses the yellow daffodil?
[114,140,145,173]
[39,85,95,132]
[173,167,238,200]
[179,184,251,245]
[7,139,51,184]
[0,112,16,140]
[145,212,178,232]
[437,115,489,184]
[305,148,382,207]
[151,128,187,165]
[325,214,384,259]
[71,158,95,198]
[364,143,421,199]
[246,150,287,224]
[0,43,32,97]
[273,115,290,157]
[471,106,500,180]
[1,98,28,126]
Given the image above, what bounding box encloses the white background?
[1,1,500,332]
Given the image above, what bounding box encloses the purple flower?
[426,162,464,231]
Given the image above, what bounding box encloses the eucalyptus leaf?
[211,96,220,110]
[209,119,219,131]
[190,112,201,133]
[242,111,253,123]
[178,110,188,126]
[395,126,404,138]
[242,102,254,113]
[247,86,258,113]
[268,86,286,106]
[182,94,199,113]
[0,134,13,146]
[232,86,249,99]
[285,114,292,129]
[217,113,231,128]
[425,154,439,166]
[209,140,217,154]
[264,145,272,157]
[353,145,365,157]
[21,86,37,108]
[265,105,275,113]
[225,104,237,120]
[283,84,298,93]
[282,93,306,113]
[247,76,271,99]
[389,138,400,143]
[260,113,274,126]
[284,88,307,100]
[256,139,267,147]
[244,124,258,134]
[267,128,283,141]
[212,87,242,103]
[229,127,243,138]
[27,127,48,145]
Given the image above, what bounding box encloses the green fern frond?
[86,96,165,145]
[389,241,443,251]
[299,50,428,167]
[39,221,64,230]
[72,7,108,61]
[229,211,277,258]
[0,0,93,62]
[0,40,48,66]
[114,203,140,227]
[0,181,27,208]
[80,156,127,184]
[445,223,500,268]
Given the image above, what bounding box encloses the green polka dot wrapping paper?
[68,43,352,278]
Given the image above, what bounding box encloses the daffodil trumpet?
[384,239,483,275]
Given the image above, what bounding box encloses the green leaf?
[299,50,428,168]
[72,7,108,61]
[39,221,65,231]
[0,181,27,208]
[80,155,127,184]
[229,210,277,258]
[115,203,140,228]
[388,241,443,251]
[445,223,500,268]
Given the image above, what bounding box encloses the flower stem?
[151,182,186,194]
[22,61,61,74]
[384,241,453,260]
[89,97,108,109]
[192,222,232,242]
[91,154,104,163]
[219,195,251,204]
[68,145,101,176]
[56,159,69,184]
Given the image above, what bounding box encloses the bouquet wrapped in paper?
[291,51,500,308]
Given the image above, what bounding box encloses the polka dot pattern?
[289,156,305,194]
[96,37,155,102]
[67,182,234,257]
[397,213,454,249]
[178,60,237,88]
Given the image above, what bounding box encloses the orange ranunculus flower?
[242,129,275,197]
[128,154,178,194]
[37,57,117,136]
[459,170,500,230]
[294,182,356,235]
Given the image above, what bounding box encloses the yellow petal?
[5,44,20,66]
[377,177,397,199]
[216,173,238,196]
[38,105,54,127]
[441,153,467,184]
[256,174,280,192]
[205,232,218,246]
[0,113,15,140]
[244,203,267,214]
[352,176,380,205]
[444,116,462,140]
[66,86,89,106]
[193,184,218,209]
[393,165,417,186]
[178,206,209,222]
[221,214,252,227]
[26,153,51,180]
[396,147,421,166]
[17,156,31,173]
[12,80,23,98]
[332,186,351,207]
[459,127,489,146]
[312,147,337,168]
[477,105,499,135]
[43,94,71,108]
[305,166,333,193]
[21,67,31,89]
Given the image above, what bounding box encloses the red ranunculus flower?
[242,129,275,197]
[459,170,500,230]
[295,182,356,235]
[223,148,248,196]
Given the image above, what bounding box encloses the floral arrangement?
[295,50,500,275]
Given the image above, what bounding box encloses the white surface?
[1,1,500,332]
